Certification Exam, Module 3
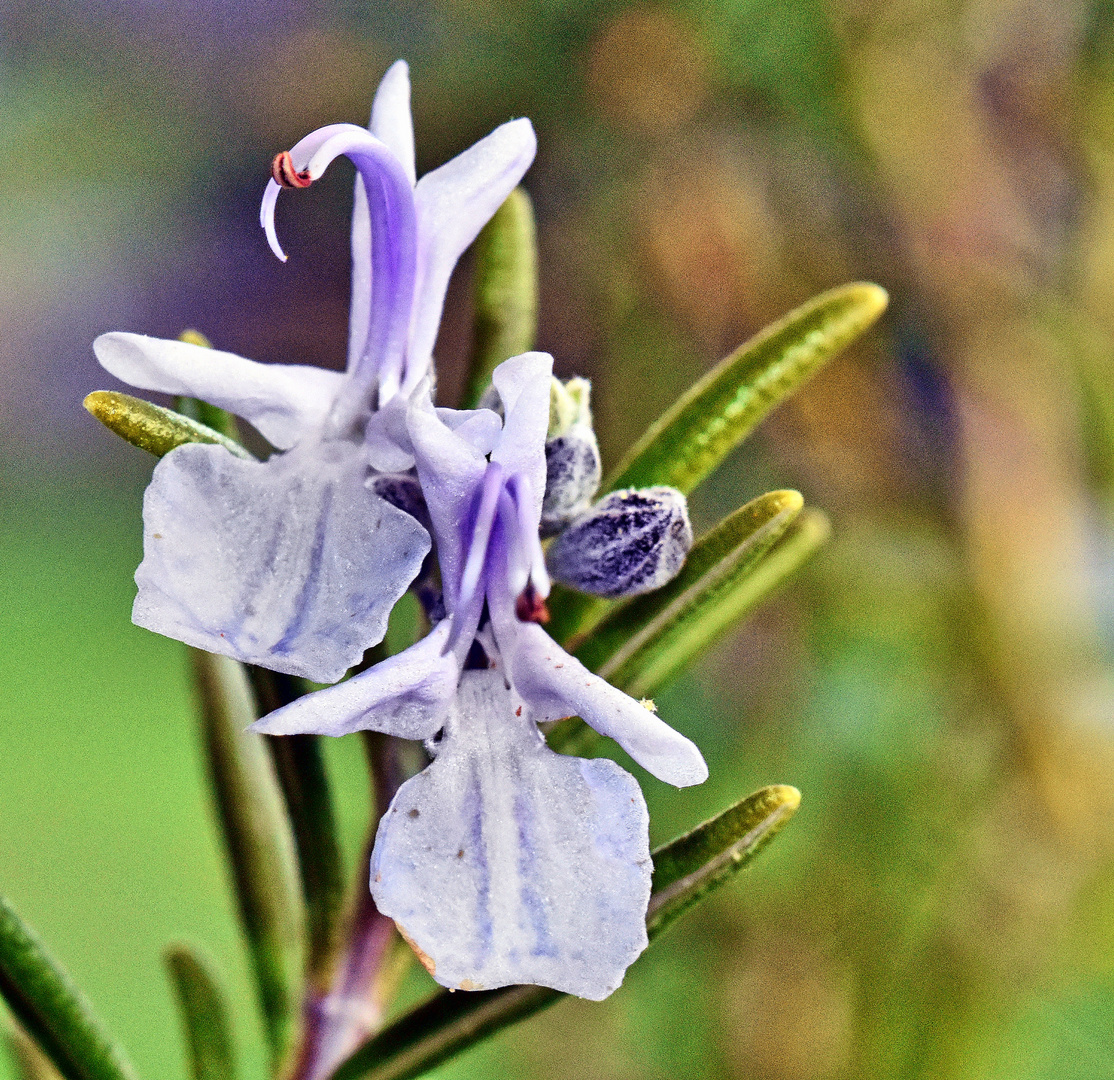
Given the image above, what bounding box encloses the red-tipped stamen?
[516,583,550,625]
[271,150,313,189]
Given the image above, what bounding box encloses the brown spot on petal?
[459,978,482,991]
[456,849,464,858]
[396,923,436,976]
[408,808,420,819]
[515,706,522,716]
[271,150,313,188]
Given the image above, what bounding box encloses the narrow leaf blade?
[250,659,346,993]
[264,735,346,992]
[647,784,801,938]
[462,187,538,408]
[605,507,831,700]
[6,1022,64,1080]
[164,947,238,1080]
[0,896,140,1080]
[605,282,888,494]
[574,488,804,670]
[327,786,800,1080]
[192,651,303,1066]
[83,391,252,460]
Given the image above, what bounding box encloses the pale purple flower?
[254,352,707,999]
[92,61,536,683]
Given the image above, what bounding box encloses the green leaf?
[573,489,804,670]
[328,786,800,1080]
[83,391,252,460]
[191,651,303,1067]
[248,659,345,994]
[164,947,237,1080]
[0,896,140,1080]
[604,282,888,495]
[546,490,807,757]
[647,784,801,938]
[605,506,830,701]
[5,1022,63,1080]
[462,187,538,408]
[264,734,346,992]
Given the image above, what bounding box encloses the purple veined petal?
[262,125,418,423]
[347,173,371,373]
[405,119,537,392]
[506,473,550,597]
[251,621,460,740]
[134,439,430,683]
[370,669,650,1000]
[490,352,552,521]
[503,622,709,788]
[93,332,344,450]
[496,490,531,599]
[407,395,489,606]
[348,59,417,371]
[449,461,503,648]
[369,60,417,187]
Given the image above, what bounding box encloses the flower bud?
[541,425,602,537]
[546,486,693,598]
[369,473,430,529]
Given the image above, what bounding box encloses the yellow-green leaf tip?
[84,389,252,460]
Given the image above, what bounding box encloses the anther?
[515,583,551,625]
[271,151,313,189]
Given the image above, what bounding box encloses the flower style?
[92,61,536,683]
[253,351,708,999]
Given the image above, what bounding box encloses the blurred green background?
[6,0,1114,1077]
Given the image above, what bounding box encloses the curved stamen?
[260,124,418,426]
[447,461,504,651]
[271,150,313,188]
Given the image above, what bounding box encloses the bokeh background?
[5,0,1114,1077]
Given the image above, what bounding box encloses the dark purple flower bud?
[541,425,602,537]
[369,472,431,531]
[546,486,693,598]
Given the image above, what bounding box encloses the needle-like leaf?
[604,282,888,494]
[5,1022,64,1080]
[462,187,538,408]
[83,391,252,460]
[646,785,800,937]
[546,490,808,756]
[164,947,237,1080]
[573,489,803,669]
[326,786,800,1080]
[0,896,140,1080]
[191,651,303,1067]
[249,666,346,995]
[599,501,825,700]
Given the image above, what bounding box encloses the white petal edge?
[251,621,459,739]
[93,332,344,449]
[405,118,537,389]
[506,623,708,788]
